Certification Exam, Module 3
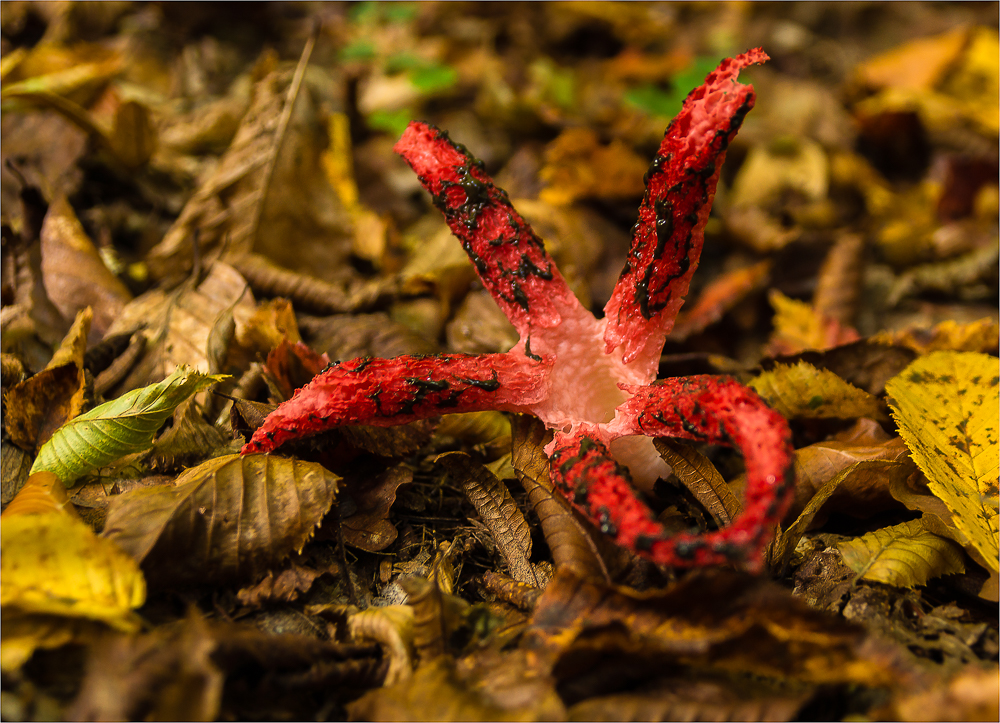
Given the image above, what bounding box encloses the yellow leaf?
[886,351,999,571]
[766,289,826,354]
[836,518,965,588]
[1,475,145,633]
[751,361,888,421]
[871,318,1000,355]
[855,26,968,92]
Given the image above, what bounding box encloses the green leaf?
[31,367,227,486]
[624,57,721,119]
[367,108,415,136]
[836,518,966,588]
[339,40,377,63]
[885,351,999,571]
[409,64,458,94]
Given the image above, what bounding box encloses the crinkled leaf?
[750,360,888,421]
[31,366,227,486]
[654,438,741,526]
[1,472,145,632]
[511,415,612,581]
[769,460,908,573]
[886,351,999,571]
[439,452,536,585]
[836,518,966,588]
[101,454,338,586]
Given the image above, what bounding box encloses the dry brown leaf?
[813,234,865,326]
[769,460,910,573]
[511,415,614,582]
[147,64,354,285]
[567,679,810,722]
[4,362,81,452]
[4,307,91,451]
[349,605,415,686]
[262,338,328,402]
[530,567,909,688]
[228,251,390,315]
[347,654,565,722]
[148,397,228,469]
[236,555,326,607]
[653,438,741,526]
[39,195,131,340]
[101,454,339,586]
[339,465,411,553]
[398,576,455,663]
[68,612,384,722]
[105,261,256,391]
[439,452,537,586]
[889,664,1000,722]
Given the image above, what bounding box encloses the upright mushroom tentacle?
[603,49,768,369]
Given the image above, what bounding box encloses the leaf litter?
[0,3,997,721]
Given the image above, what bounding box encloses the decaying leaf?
[349,605,415,687]
[567,678,811,723]
[769,460,910,574]
[887,664,1000,722]
[653,438,741,526]
[39,195,132,340]
[511,415,613,582]
[147,62,354,284]
[148,396,228,469]
[105,262,256,390]
[340,465,411,553]
[31,366,226,486]
[102,454,339,586]
[236,554,327,607]
[68,611,384,722]
[530,567,906,687]
[813,234,865,327]
[347,654,565,722]
[749,360,888,421]
[1,472,145,649]
[4,360,80,452]
[538,127,647,205]
[439,452,537,586]
[767,289,859,356]
[886,351,999,571]
[837,518,966,588]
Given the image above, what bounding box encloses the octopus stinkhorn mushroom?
[242,49,794,572]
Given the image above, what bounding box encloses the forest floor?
[1,3,998,721]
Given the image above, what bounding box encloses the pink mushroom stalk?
[242,49,794,572]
